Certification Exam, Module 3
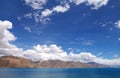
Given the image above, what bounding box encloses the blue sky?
[0,0,120,64]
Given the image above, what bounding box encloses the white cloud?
[68,52,97,62]
[1,20,120,66]
[53,4,70,13]
[25,27,31,32]
[23,0,109,23]
[71,0,109,9]
[115,20,120,29]
[41,9,53,17]
[24,0,48,9]
[23,44,68,61]
[70,0,85,5]
[24,46,120,65]
[39,4,70,24]
[86,0,109,9]
[69,52,120,65]
[96,58,120,66]
[41,4,70,18]
[0,20,23,57]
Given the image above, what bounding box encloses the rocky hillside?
[36,60,98,68]
[0,56,37,68]
[0,56,107,68]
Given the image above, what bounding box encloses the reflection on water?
[0,68,120,78]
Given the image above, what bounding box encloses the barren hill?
[0,56,37,68]
[0,56,106,68]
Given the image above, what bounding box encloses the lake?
[0,68,120,78]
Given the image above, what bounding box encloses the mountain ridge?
[0,56,115,68]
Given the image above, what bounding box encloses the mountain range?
[0,56,117,68]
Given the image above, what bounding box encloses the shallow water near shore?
[0,68,120,78]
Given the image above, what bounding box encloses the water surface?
[0,68,120,78]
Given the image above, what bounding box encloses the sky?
[0,0,120,65]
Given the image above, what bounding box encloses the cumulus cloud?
[41,9,53,17]
[41,4,70,17]
[24,0,48,9]
[24,45,120,65]
[70,0,109,9]
[70,0,85,5]
[1,20,120,66]
[23,44,68,61]
[40,4,70,23]
[86,0,108,9]
[22,0,109,23]
[22,4,70,23]
[0,20,23,57]
[53,4,70,13]
[115,20,120,29]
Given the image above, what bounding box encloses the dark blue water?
[0,68,120,78]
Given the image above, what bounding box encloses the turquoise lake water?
[0,68,120,78]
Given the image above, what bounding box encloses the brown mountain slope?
[0,56,37,68]
[37,60,97,68]
[0,56,103,68]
